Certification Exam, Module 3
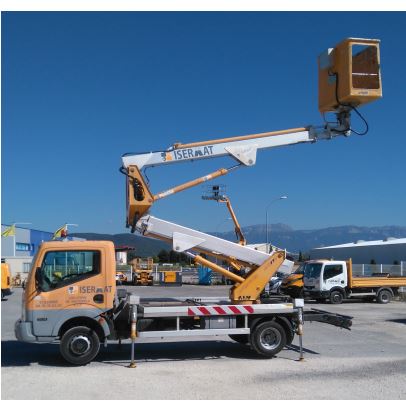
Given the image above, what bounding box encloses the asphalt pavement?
[2,286,406,399]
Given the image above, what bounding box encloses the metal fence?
[149,264,406,294]
[352,262,405,277]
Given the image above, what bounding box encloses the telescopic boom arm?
[121,115,352,232]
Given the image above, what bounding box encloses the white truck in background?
[303,259,406,304]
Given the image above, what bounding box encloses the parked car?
[267,272,287,295]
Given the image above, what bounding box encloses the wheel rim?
[259,327,282,350]
[333,293,342,303]
[70,335,91,355]
[381,293,389,302]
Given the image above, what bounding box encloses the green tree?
[127,251,138,262]
[158,249,169,263]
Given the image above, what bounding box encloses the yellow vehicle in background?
[1,259,12,300]
[130,257,153,286]
[115,271,127,285]
[280,265,304,298]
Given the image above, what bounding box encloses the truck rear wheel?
[60,326,100,365]
[329,291,344,304]
[250,321,286,358]
[377,289,392,304]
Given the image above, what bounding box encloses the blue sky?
[2,11,406,234]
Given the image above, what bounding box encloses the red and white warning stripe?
[187,305,254,316]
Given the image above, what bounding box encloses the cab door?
[30,249,108,336]
[322,264,345,291]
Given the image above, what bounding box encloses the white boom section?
[136,214,273,266]
[122,128,313,169]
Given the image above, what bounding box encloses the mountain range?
[71,224,406,257]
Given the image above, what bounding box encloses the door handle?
[93,294,104,304]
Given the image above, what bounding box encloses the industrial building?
[310,238,406,265]
[1,224,84,279]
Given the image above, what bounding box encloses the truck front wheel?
[329,291,344,304]
[377,289,392,304]
[60,326,100,365]
[250,321,286,358]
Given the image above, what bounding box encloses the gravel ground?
[2,286,406,400]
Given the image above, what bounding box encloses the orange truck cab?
[1,260,12,299]
[15,241,118,363]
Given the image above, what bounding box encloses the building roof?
[115,245,136,252]
[314,238,406,250]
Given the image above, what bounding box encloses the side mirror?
[35,267,43,290]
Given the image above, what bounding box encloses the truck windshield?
[304,263,323,278]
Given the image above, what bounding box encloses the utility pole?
[265,196,287,253]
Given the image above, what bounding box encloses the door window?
[323,264,343,280]
[39,250,100,291]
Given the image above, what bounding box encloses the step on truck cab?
[303,259,406,304]
[15,240,352,366]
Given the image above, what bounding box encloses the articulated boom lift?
[121,38,382,304]
[15,38,381,366]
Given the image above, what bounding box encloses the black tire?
[1,290,4,300]
[60,326,100,365]
[250,321,286,358]
[377,289,392,304]
[229,334,250,344]
[329,290,344,304]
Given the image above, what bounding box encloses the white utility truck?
[303,259,406,304]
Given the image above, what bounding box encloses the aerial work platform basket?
[318,38,382,113]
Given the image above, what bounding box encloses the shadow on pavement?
[386,318,406,325]
[1,339,318,367]
[286,344,319,355]
[307,299,375,305]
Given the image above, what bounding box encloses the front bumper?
[14,319,37,342]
